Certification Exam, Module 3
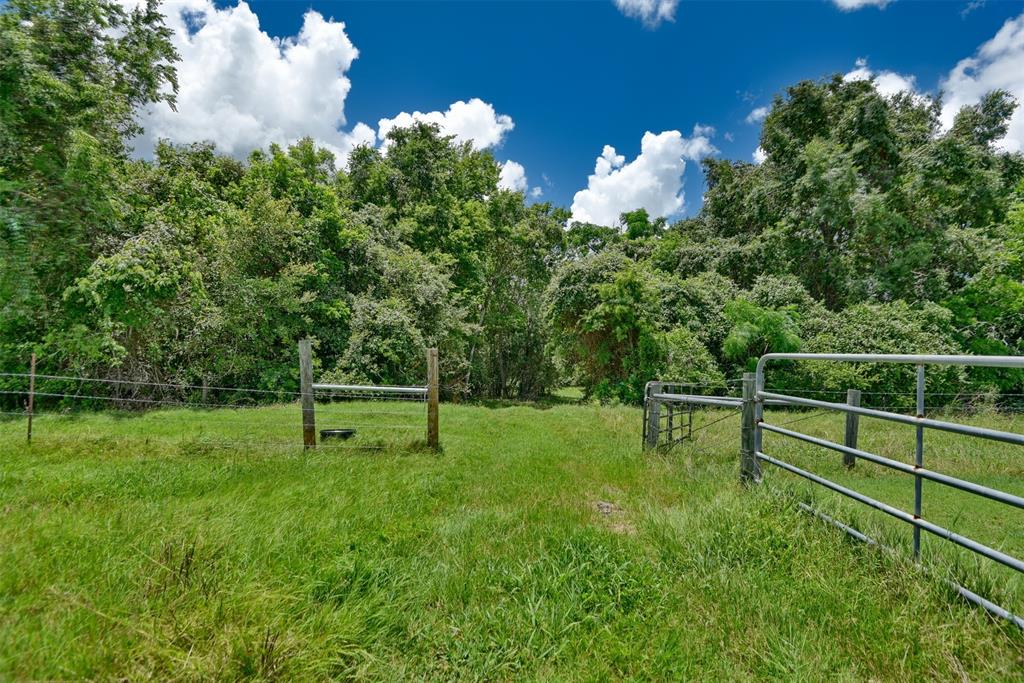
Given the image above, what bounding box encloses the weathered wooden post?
[298,339,316,449]
[644,382,662,450]
[843,388,861,468]
[426,347,439,449]
[740,372,760,484]
[26,352,36,444]
[667,398,675,445]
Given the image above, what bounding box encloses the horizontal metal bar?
[762,423,1024,510]
[653,394,740,407]
[652,393,790,407]
[757,354,1024,376]
[755,451,1024,574]
[949,579,1024,630]
[797,503,1024,630]
[311,383,427,395]
[759,391,1024,446]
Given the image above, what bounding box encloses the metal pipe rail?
[653,393,741,408]
[746,353,1024,629]
[798,503,1024,630]
[759,391,1024,446]
[761,422,1024,509]
[312,383,427,396]
[299,341,439,450]
[755,451,1024,574]
[644,381,792,450]
[643,381,697,449]
[652,393,790,408]
[756,352,1023,375]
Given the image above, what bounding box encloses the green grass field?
[1,401,1023,680]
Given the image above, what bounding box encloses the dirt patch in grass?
[594,499,636,535]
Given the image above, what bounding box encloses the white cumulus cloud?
[132,0,373,163]
[832,0,891,10]
[498,160,528,192]
[844,58,918,97]
[613,0,678,27]
[940,11,1024,153]
[569,126,716,227]
[752,146,767,164]
[377,99,514,151]
[746,106,769,124]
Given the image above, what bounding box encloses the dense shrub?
[792,302,966,407]
[661,328,726,388]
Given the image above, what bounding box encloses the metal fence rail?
[745,353,1024,629]
[643,381,790,450]
[312,383,427,397]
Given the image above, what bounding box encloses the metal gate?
[745,353,1024,628]
[642,353,1024,628]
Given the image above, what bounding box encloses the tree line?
[2,0,1022,408]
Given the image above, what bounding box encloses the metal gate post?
[843,388,861,468]
[913,365,925,558]
[741,372,761,484]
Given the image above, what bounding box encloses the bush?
[791,301,965,407]
[329,297,426,386]
[661,328,726,388]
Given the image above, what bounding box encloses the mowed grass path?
[1,402,1023,679]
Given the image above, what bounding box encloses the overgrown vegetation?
[2,0,1023,408]
[1,403,1023,678]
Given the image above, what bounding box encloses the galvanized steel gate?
[645,353,1024,629]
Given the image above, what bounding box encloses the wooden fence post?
[667,401,674,445]
[843,388,861,469]
[27,352,36,444]
[740,372,760,485]
[299,339,316,449]
[426,348,439,449]
[645,382,662,450]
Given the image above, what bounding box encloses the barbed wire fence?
[0,343,440,451]
[3,351,1022,454]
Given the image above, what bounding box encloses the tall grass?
[0,402,1022,679]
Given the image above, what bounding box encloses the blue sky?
[137,0,1024,224]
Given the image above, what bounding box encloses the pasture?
[1,401,1022,679]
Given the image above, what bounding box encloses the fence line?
[642,354,1024,629]
[746,354,1024,630]
[298,341,438,451]
[0,371,307,396]
[0,345,437,449]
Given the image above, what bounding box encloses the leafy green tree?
[722,298,802,372]
[546,253,659,402]
[4,13,1024,414]
[945,180,1024,391]
[583,267,664,403]
[691,78,1023,310]
[0,0,178,370]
